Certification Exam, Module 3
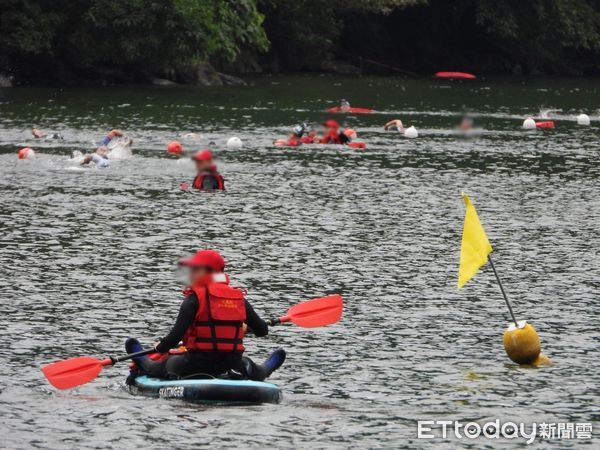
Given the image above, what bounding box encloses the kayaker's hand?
[180,182,189,190]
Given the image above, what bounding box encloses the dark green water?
[0,77,598,448]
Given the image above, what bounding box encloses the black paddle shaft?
[266,318,281,326]
[110,349,156,364]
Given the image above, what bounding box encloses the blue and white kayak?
[128,375,282,405]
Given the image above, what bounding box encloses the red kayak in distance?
[326,107,375,114]
[435,71,477,80]
[535,121,555,129]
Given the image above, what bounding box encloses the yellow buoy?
[532,353,552,366]
[503,320,541,364]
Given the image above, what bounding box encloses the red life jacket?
[321,130,342,144]
[192,167,225,190]
[183,273,246,353]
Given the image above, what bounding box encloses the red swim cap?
[178,249,225,271]
[167,141,183,154]
[193,149,213,161]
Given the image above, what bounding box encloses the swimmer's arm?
[384,119,398,130]
[99,129,124,145]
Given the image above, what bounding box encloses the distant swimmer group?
[274,119,366,148]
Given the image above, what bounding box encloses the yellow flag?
[458,193,493,287]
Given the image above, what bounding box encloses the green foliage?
[0,0,599,81]
[0,0,268,81]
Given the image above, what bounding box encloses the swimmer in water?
[274,124,305,147]
[458,117,474,132]
[340,99,351,113]
[80,146,110,168]
[32,128,63,139]
[384,119,405,133]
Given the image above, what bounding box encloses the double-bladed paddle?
[42,294,343,390]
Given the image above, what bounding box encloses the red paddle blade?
[42,356,111,390]
[281,294,343,328]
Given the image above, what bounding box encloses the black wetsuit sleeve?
[245,299,268,337]
[156,294,198,353]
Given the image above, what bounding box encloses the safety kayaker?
[80,146,110,168]
[274,124,305,147]
[320,120,349,144]
[340,99,351,113]
[126,249,286,380]
[180,149,225,191]
[384,119,405,133]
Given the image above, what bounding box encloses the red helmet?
[178,249,225,272]
[167,141,183,154]
[323,119,340,129]
[193,149,213,162]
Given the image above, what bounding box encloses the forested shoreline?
[1,0,599,86]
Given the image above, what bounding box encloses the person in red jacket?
[181,149,225,191]
[320,120,350,144]
[126,250,286,380]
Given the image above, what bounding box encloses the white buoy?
[404,126,418,138]
[227,137,243,149]
[522,118,536,130]
[577,114,590,126]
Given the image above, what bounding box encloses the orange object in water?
[435,71,476,79]
[167,141,183,154]
[326,107,374,113]
[348,142,366,149]
[536,121,555,129]
[18,147,34,159]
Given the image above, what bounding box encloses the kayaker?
[80,146,110,168]
[181,149,225,191]
[384,119,405,133]
[320,120,349,144]
[340,99,351,113]
[274,124,305,147]
[126,249,286,380]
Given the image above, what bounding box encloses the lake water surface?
[0,77,598,448]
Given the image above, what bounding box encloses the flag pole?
[488,255,518,327]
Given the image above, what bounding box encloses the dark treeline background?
[1,0,599,84]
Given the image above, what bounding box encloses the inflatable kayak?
[435,71,476,80]
[128,375,282,404]
[326,107,374,114]
[535,120,555,129]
